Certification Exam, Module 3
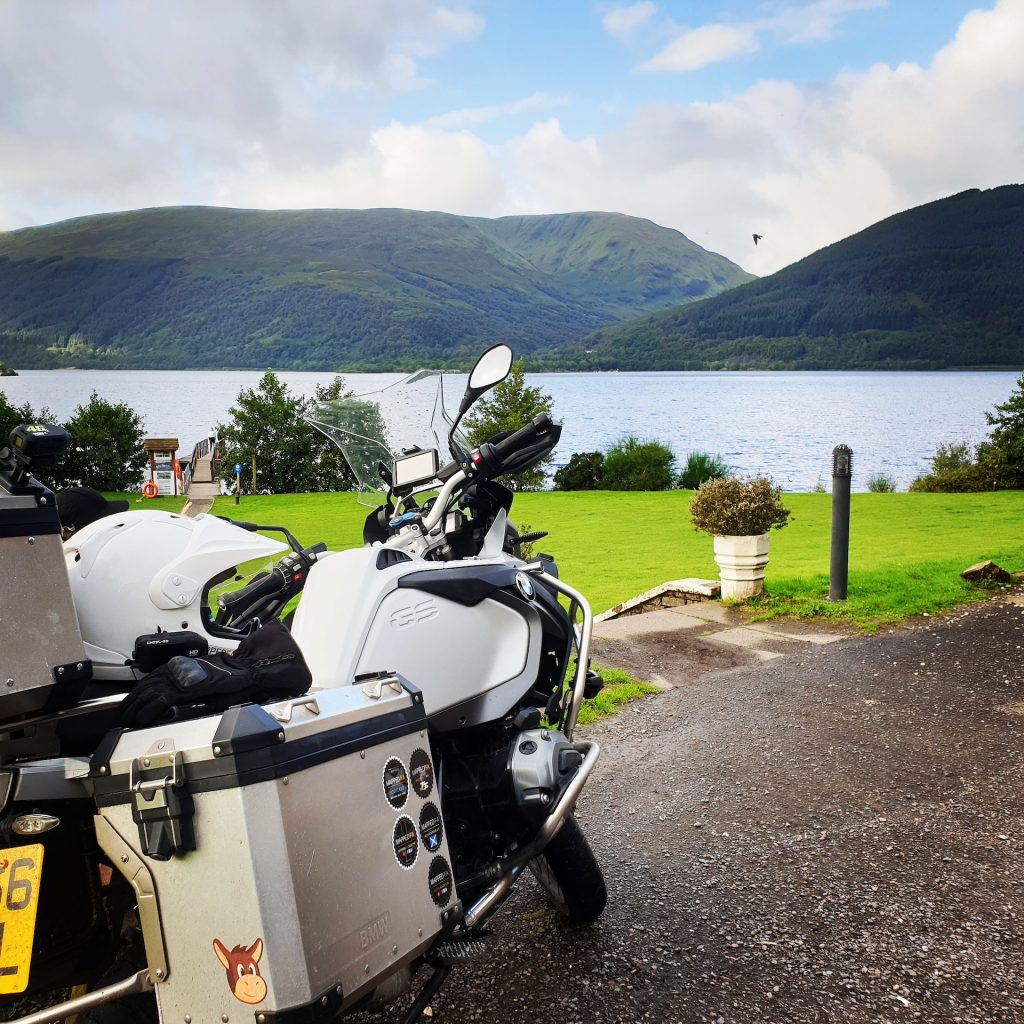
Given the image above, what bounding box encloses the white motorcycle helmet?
[64,510,287,681]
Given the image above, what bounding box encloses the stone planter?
[713,533,771,600]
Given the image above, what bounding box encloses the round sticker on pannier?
[383,757,409,809]
[428,855,453,907]
[410,748,434,798]
[419,802,444,853]
[393,816,418,869]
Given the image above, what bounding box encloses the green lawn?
[114,488,1024,632]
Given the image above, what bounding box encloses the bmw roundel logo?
[515,572,536,601]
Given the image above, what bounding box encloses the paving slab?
[668,602,741,625]
[704,625,803,653]
[743,622,848,644]
[593,608,708,640]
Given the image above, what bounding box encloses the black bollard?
[830,444,852,601]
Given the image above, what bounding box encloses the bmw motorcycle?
[0,344,606,1024]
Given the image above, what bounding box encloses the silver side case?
[94,680,458,1021]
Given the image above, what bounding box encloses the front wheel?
[528,815,607,925]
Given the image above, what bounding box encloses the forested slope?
[564,186,1024,370]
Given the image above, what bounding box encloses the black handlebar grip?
[490,413,553,460]
[218,568,286,611]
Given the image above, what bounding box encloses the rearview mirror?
[468,344,513,395]
[449,344,514,458]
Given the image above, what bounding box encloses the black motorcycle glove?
[118,622,313,728]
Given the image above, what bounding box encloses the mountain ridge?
[0,206,753,370]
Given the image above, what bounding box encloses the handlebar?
[216,542,327,623]
[473,413,560,479]
[388,415,559,545]
[217,567,286,614]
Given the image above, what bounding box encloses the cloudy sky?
[1,0,1021,274]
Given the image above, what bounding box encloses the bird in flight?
[752,233,763,245]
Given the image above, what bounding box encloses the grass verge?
[575,666,661,726]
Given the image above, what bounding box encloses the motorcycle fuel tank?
[290,548,543,730]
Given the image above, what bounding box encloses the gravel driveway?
[417,593,1024,1024]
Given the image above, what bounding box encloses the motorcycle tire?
[528,815,607,925]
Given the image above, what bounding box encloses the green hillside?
[0,207,752,370]
[561,185,1024,370]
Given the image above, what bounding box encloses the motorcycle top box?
[90,675,460,1022]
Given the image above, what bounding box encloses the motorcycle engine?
[436,722,583,896]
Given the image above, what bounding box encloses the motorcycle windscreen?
[304,370,471,506]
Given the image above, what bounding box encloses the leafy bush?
[463,358,554,491]
[45,392,148,491]
[678,451,729,489]
[909,441,998,493]
[600,436,676,491]
[866,472,897,493]
[554,451,604,490]
[909,375,1024,493]
[689,475,791,536]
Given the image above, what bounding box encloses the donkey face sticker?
[213,937,267,1005]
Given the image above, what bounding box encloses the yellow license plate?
[0,844,44,995]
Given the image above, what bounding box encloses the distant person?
[57,486,129,540]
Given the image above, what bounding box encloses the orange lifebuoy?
[142,480,159,498]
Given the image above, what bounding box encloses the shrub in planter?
[554,451,605,490]
[689,475,791,600]
[689,475,791,537]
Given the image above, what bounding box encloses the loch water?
[2,369,1019,492]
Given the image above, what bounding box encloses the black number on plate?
[4,859,34,911]
[0,923,16,976]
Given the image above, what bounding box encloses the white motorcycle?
[0,345,606,1024]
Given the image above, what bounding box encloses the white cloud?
[777,0,888,45]
[426,92,570,130]
[601,2,658,41]
[433,6,486,39]
[212,122,506,216]
[643,22,761,72]
[639,0,887,73]
[0,0,484,227]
